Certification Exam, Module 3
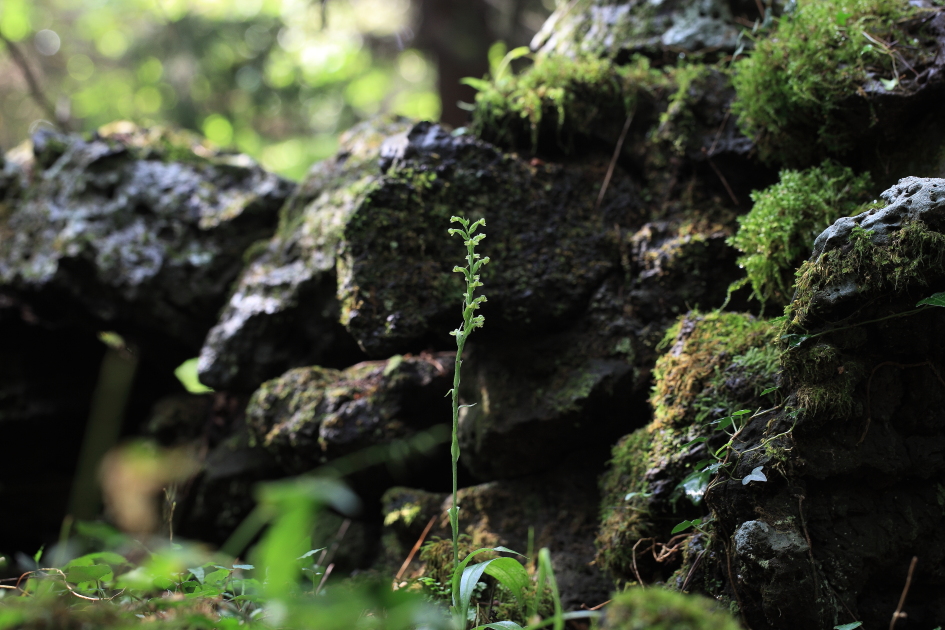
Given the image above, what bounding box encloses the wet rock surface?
[0,124,292,357]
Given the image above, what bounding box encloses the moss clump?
[600,586,741,630]
[651,311,778,430]
[781,220,945,421]
[596,311,779,581]
[596,428,655,579]
[731,0,934,164]
[470,54,631,150]
[469,54,719,154]
[729,160,873,305]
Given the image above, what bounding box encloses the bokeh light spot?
[67,54,95,81]
[134,86,163,113]
[34,29,61,56]
[96,30,129,58]
[202,114,234,146]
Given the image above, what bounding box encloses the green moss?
[652,64,714,157]
[787,221,945,329]
[596,429,655,579]
[651,311,778,429]
[600,586,741,630]
[728,160,873,305]
[470,54,632,150]
[781,219,945,421]
[469,53,719,154]
[597,311,779,581]
[731,0,933,164]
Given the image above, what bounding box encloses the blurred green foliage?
[0,0,441,180]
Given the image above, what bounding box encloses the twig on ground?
[394,514,438,584]
[889,556,918,630]
[630,538,653,587]
[680,549,706,592]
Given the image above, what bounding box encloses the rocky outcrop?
[612,177,945,629]
[531,0,742,61]
[0,124,292,357]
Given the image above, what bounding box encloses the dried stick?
[595,107,636,210]
[394,514,438,583]
[889,556,917,630]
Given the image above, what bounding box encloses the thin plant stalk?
[446,216,490,574]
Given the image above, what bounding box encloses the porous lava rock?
[0,124,292,356]
[197,117,645,392]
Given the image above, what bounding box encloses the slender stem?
[450,334,465,569]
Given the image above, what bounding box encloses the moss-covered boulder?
[691,177,945,628]
[0,123,291,356]
[731,0,945,171]
[198,117,644,391]
[596,311,778,584]
[245,352,454,474]
[599,586,740,630]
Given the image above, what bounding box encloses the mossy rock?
[596,310,779,582]
[469,53,746,167]
[245,352,453,473]
[199,116,643,391]
[731,0,945,165]
[697,177,945,627]
[599,586,740,630]
[781,177,945,425]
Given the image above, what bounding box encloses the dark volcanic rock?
[245,352,454,474]
[663,177,945,629]
[198,117,645,391]
[0,124,292,356]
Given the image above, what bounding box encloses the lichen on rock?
[0,123,292,353]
